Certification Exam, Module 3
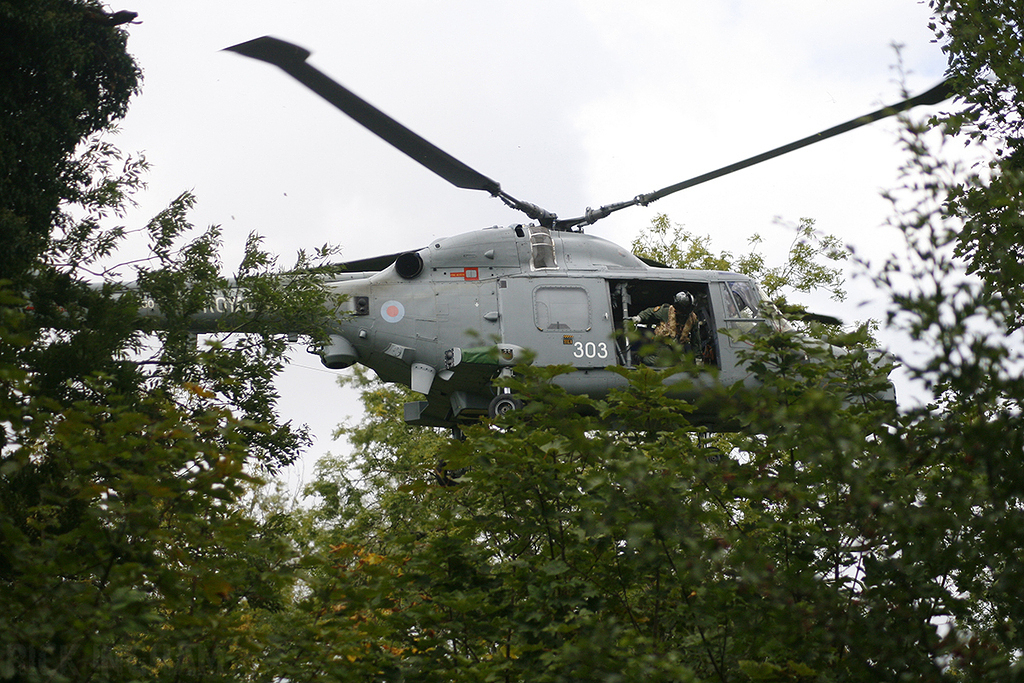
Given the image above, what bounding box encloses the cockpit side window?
[725,281,760,321]
[722,280,767,339]
[724,280,794,333]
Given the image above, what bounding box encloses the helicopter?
[209,36,952,432]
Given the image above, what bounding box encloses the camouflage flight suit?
[633,303,697,343]
[631,303,699,366]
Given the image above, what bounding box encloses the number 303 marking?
[573,341,608,359]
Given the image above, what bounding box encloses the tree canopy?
[0,0,139,282]
[2,3,335,680]
[5,2,1024,682]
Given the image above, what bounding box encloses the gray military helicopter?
[217,36,951,431]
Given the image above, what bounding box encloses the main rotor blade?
[225,37,502,195]
[226,37,558,226]
[335,252,402,272]
[557,79,955,230]
[640,80,954,205]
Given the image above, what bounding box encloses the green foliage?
[0,369,287,681]
[6,2,1024,681]
[0,169,321,681]
[1,5,339,680]
[304,366,452,548]
[873,93,1024,680]
[0,0,140,282]
[928,2,1024,330]
[295,346,910,681]
[928,0,1023,142]
[127,192,343,471]
[631,213,847,304]
[632,214,853,343]
[631,213,735,272]
[2,184,341,680]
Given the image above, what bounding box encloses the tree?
[1,4,340,680]
[908,6,1024,673]
[632,213,850,327]
[9,2,1024,680]
[0,0,139,283]
[928,1,1024,331]
[2,195,335,682]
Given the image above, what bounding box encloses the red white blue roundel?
[381,300,405,323]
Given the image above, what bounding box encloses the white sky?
[111,0,952,493]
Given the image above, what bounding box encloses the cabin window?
[534,285,591,331]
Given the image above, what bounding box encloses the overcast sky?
[111,0,953,492]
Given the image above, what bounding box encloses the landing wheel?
[488,394,523,418]
[697,432,723,464]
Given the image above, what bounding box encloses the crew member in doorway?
[630,291,701,365]
[632,291,698,343]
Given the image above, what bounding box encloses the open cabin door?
[609,278,721,370]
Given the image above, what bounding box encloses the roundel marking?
[381,300,405,323]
